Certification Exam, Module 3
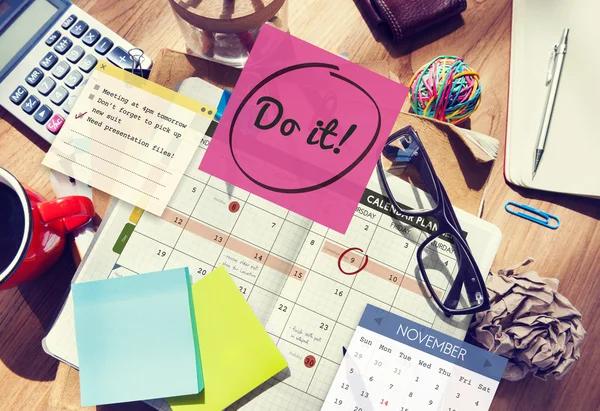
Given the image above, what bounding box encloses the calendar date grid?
[116,193,460,338]
[169,143,456,306]
[311,231,449,312]
[116,215,456,387]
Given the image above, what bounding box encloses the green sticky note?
[168,266,288,411]
[72,268,203,406]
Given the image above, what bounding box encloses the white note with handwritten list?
[43,62,221,215]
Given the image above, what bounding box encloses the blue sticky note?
[72,268,203,406]
[215,89,231,121]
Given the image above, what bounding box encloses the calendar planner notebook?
[322,304,507,411]
[72,267,203,406]
[167,266,288,411]
[43,77,502,411]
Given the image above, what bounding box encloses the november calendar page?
[323,305,507,411]
[44,81,502,411]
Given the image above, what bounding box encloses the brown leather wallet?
[357,0,467,42]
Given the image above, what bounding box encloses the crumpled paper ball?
[468,258,585,381]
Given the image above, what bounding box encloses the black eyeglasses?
[377,126,490,316]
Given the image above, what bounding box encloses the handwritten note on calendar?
[43,62,221,215]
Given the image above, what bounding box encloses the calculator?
[0,0,152,144]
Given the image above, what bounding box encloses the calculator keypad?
[70,21,88,38]
[50,86,69,106]
[40,52,58,70]
[2,6,148,134]
[82,29,100,46]
[45,30,61,46]
[107,46,134,70]
[51,61,71,80]
[61,14,77,29]
[22,95,40,114]
[34,105,53,124]
[37,77,56,96]
[10,86,28,104]
[25,68,44,86]
[62,94,78,114]
[79,54,98,73]
[46,114,65,134]
[54,37,73,54]
[94,37,113,55]
[66,45,85,63]
[64,70,83,89]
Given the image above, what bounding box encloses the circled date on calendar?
[304,355,316,368]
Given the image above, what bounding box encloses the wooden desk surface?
[0,0,599,410]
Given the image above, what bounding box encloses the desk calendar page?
[323,305,508,411]
[44,79,502,411]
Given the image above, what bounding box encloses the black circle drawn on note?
[229,63,382,193]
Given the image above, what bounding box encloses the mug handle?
[37,196,95,232]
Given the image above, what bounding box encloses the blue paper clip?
[505,202,560,229]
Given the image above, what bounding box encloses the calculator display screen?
[0,0,58,72]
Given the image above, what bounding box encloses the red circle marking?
[304,355,316,368]
[338,247,368,275]
[228,201,240,213]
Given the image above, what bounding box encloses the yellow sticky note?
[168,267,287,410]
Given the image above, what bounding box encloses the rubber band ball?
[408,56,482,125]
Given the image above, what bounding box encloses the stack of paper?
[506,0,600,197]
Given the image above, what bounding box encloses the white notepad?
[43,63,220,215]
[506,0,600,197]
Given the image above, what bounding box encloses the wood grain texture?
[0,0,598,410]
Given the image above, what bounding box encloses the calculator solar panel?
[0,2,152,144]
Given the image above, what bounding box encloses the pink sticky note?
[200,25,407,233]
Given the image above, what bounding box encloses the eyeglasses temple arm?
[444,271,464,310]
[438,184,489,308]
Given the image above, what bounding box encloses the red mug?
[0,167,94,290]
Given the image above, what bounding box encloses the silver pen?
[532,28,569,178]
